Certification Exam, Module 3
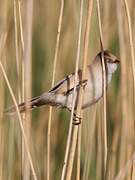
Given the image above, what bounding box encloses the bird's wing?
[49,69,87,95]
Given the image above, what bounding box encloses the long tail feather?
[4,96,41,115]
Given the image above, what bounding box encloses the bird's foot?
[73,113,82,125]
[79,79,88,88]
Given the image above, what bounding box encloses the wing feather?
[49,70,82,95]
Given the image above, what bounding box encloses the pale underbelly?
[58,87,103,110]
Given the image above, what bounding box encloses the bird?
[5,50,119,122]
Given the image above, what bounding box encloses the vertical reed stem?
[47,0,64,180]
[96,0,107,176]
[23,0,33,179]
[61,0,84,179]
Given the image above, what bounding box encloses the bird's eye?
[106,58,112,63]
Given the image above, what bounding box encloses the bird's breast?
[83,67,103,108]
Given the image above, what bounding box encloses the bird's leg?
[73,113,82,125]
[72,80,87,125]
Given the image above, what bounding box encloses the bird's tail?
[4,96,42,115]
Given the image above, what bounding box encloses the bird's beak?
[114,59,120,63]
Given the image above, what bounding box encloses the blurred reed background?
[0,0,135,179]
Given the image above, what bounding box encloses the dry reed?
[0,0,134,180]
[0,59,37,180]
[61,0,84,179]
[47,0,64,179]
[96,0,107,176]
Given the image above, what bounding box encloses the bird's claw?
[73,113,82,125]
[79,79,88,88]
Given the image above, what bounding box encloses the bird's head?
[98,50,120,74]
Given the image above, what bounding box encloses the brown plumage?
[5,50,119,115]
